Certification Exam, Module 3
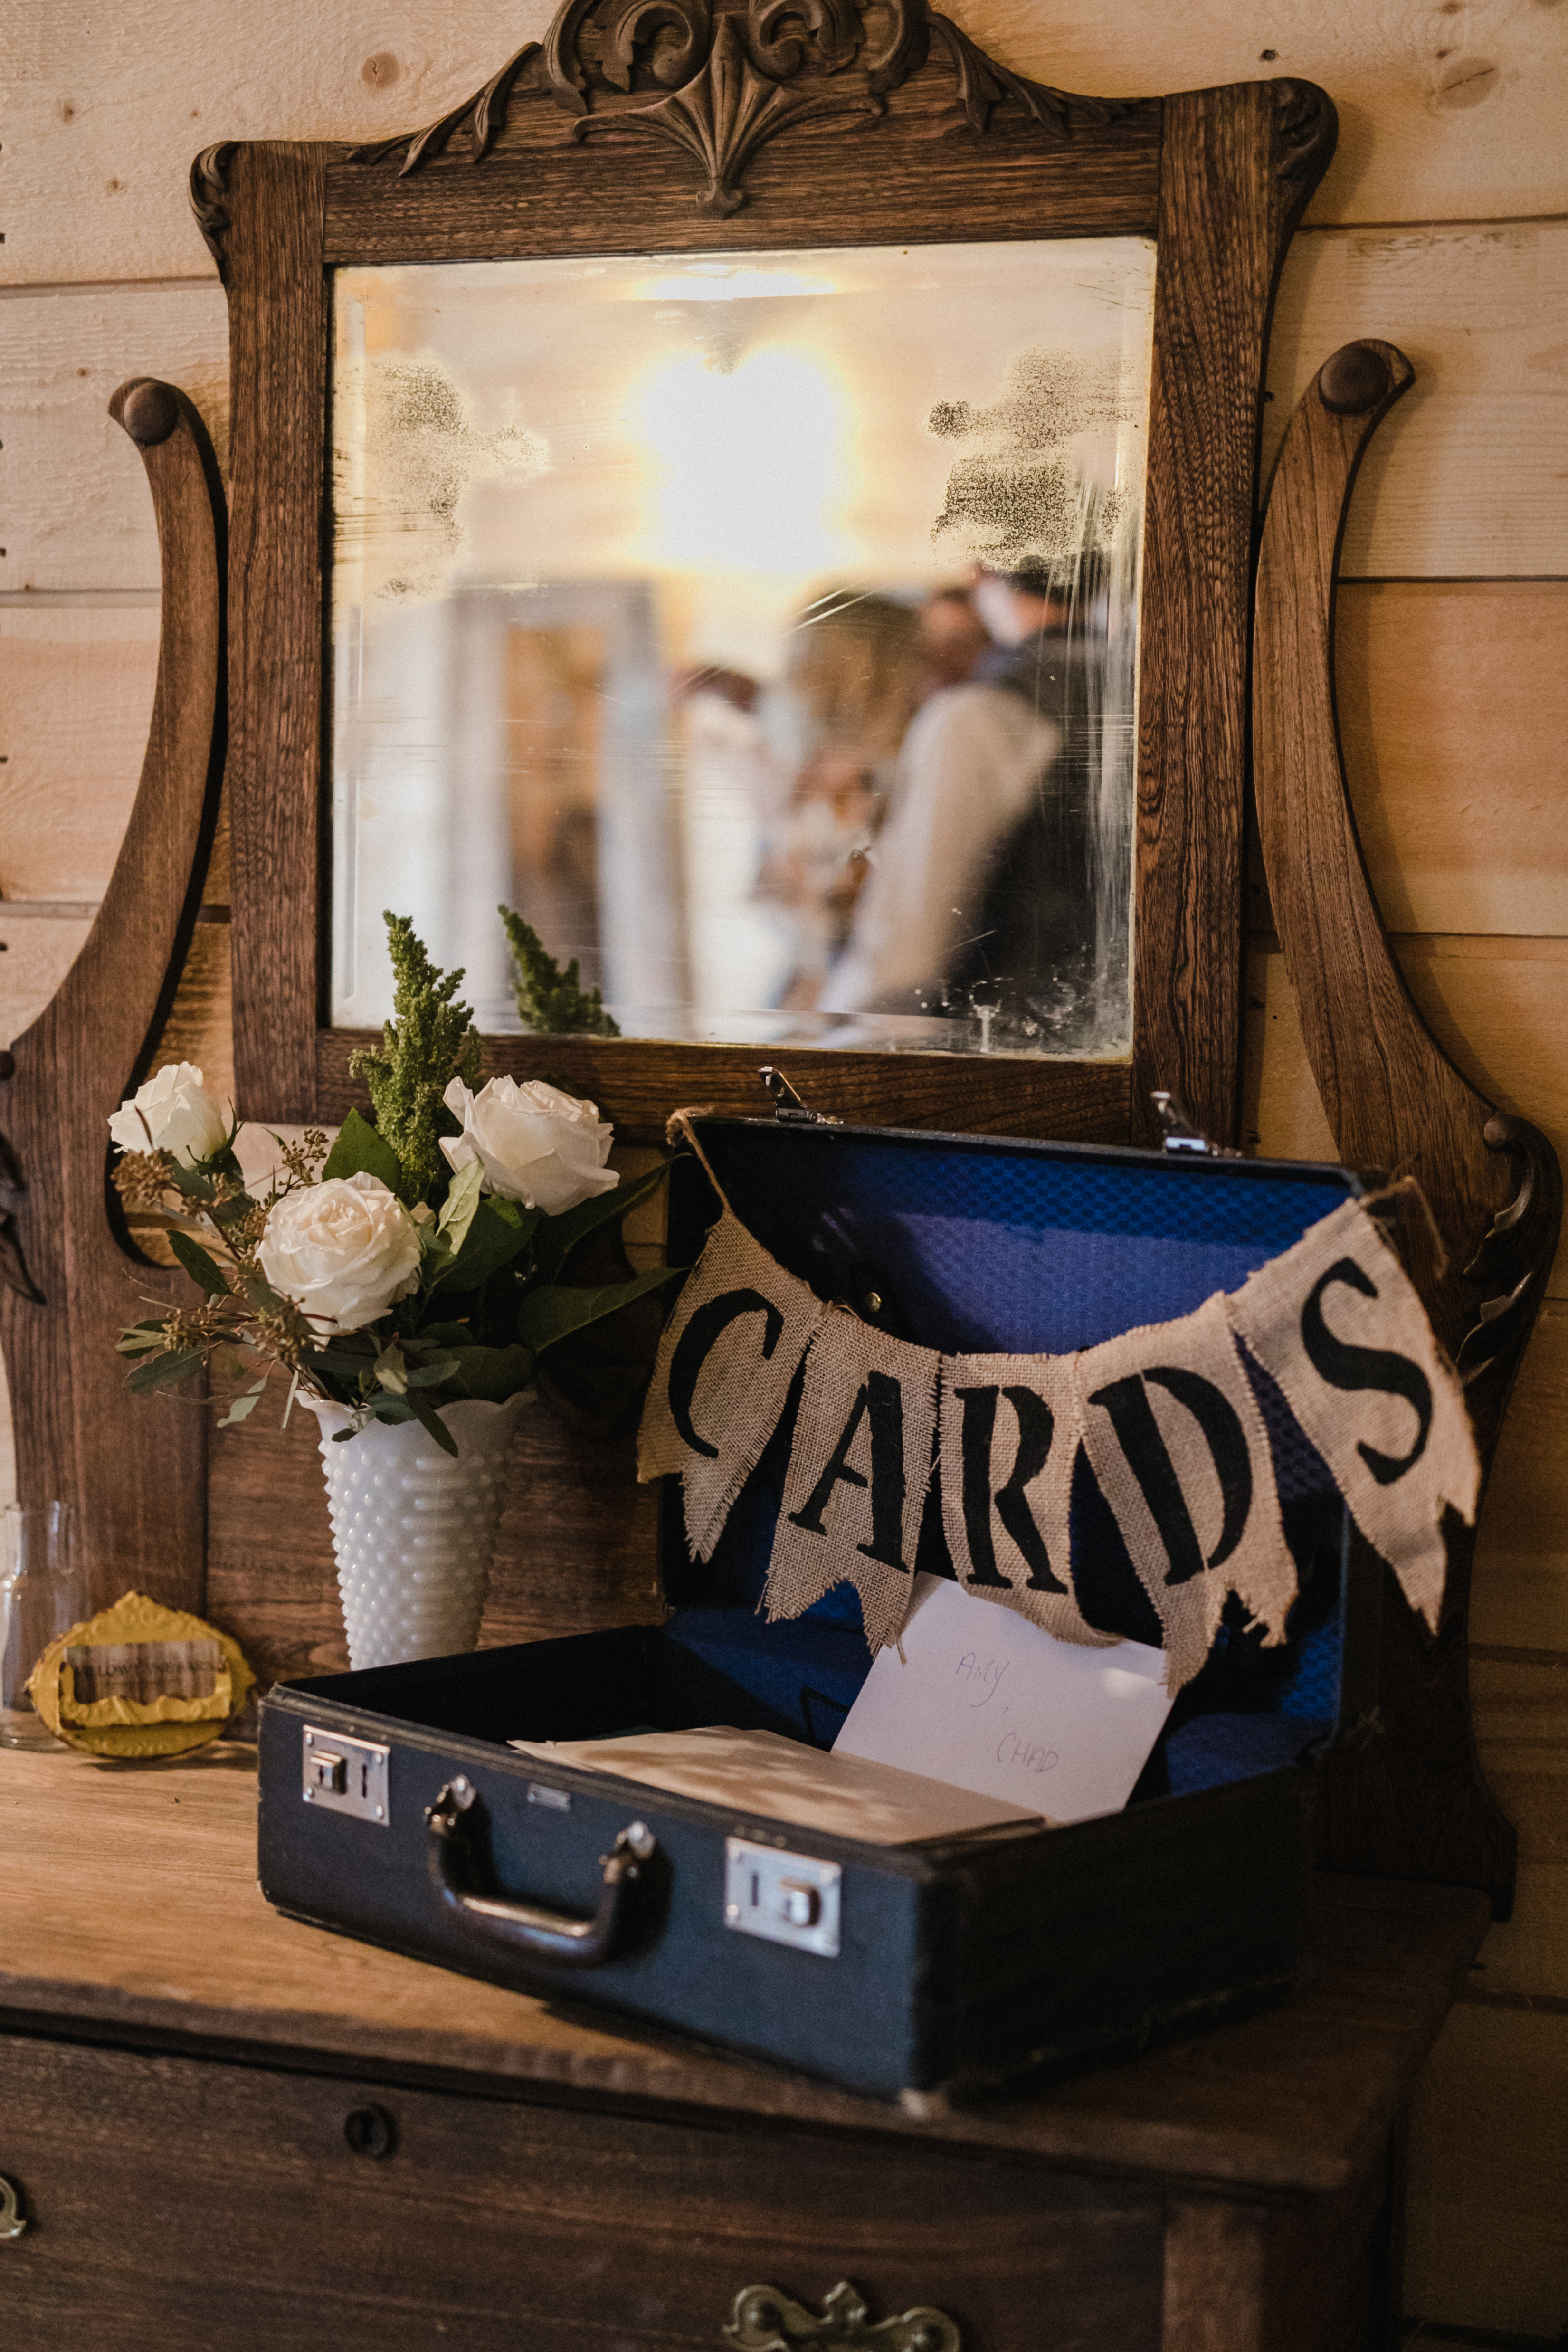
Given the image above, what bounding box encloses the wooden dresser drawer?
[0,2031,1165,2350]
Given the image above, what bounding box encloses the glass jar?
[0,1503,82,1750]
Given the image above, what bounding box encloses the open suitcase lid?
[655,1114,1377,1811]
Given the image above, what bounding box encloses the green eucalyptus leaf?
[117,1319,170,1357]
[307,1341,377,1380]
[406,1390,460,1457]
[436,1155,485,1256]
[435,1199,536,1295]
[412,1321,474,1350]
[532,1165,667,1284]
[168,1228,230,1299]
[322,1107,409,1201]
[215,1375,268,1430]
[516,1263,684,1356]
[125,1348,204,1395]
[442,1343,535,1404]
[404,1353,460,1390]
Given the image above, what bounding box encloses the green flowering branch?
[349,911,484,1200]
[500,905,620,1038]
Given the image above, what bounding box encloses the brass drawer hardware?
[726,2279,960,2350]
[0,2175,27,2240]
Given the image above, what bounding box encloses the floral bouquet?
[110,914,674,1454]
[108,914,676,1666]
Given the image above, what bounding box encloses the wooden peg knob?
[117,379,181,448]
[1317,343,1392,417]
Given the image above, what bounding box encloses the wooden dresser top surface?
[0,1742,1487,2201]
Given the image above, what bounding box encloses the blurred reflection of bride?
[754,592,924,1012]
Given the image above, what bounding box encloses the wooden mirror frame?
[205,0,1335,1146]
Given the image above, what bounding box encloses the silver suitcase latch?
[725,1839,841,1957]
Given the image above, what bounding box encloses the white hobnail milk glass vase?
[301,1393,529,1670]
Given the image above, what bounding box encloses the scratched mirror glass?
[330,238,1155,1057]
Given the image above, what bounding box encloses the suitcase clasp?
[759,1068,841,1126]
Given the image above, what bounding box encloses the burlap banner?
[769,1313,941,1654]
[1075,1294,1296,1688]
[937,1352,1111,1650]
[1224,1196,1478,1635]
[637,1210,830,1560]
[637,1188,1479,1689]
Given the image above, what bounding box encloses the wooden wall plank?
[0,284,227,593]
[1266,220,1568,578]
[1404,2005,1568,2339]
[1246,938,1568,1295]
[3,1,1566,288]
[10,229,1562,598]
[1337,582,1568,938]
[1470,1301,1568,1653]
[0,907,95,1047]
[1469,1650,1568,2000]
[13,587,1558,952]
[0,608,159,896]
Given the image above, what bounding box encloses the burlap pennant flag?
[766,1312,942,1653]
[937,1353,1112,1647]
[1225,1197,1478,1632]
[637,1210,831,1560]
[1075,1295,1296,1688]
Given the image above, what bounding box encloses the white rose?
[257,1173,421,1334]
[440,1076,618,1216]
[108,1062,232,1168]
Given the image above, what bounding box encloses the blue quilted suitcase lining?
[660,1121,1362,1806]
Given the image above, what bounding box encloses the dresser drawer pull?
[0,2177,27,2241]
[726,2280,960,2351]
[426,1778,656,1969]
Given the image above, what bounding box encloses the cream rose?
[440,1076,618,1215]
[258,1173,421,1334]
[108,1062,231,1169]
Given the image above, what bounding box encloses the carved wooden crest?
[348,0,1123,218]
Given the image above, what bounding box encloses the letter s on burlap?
[1224,1197,1478,1634]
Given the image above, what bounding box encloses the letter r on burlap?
[937,1353,1112,1647]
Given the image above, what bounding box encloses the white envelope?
[833,1572,1173,1824]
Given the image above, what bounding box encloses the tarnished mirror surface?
[331,237,1156,1058]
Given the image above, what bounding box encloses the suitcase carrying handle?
[425,1778,656,1969]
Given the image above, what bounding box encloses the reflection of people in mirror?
[755,593,922,1012]
[819,560,1102,1028]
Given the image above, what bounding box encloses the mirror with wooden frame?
[203,0,1335,1146]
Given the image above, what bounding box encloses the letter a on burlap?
[637,1212,830,1560]
[1075,1295,1296,1688]
[766,1313,941,1653]
[936,1354,1112,1647]
[1225,1197,1478,1633]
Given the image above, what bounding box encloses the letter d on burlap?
[637,1212,830,1560]
[1075,1295,1295,1689]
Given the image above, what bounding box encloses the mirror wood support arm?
[0,381,228,1614]
[1253,340,1563,1913]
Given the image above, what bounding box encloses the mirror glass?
[330,236,1156,1058]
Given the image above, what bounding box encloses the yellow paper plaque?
[27,1592,255,1759]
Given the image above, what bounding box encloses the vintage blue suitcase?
[257,1114,1377,2103]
